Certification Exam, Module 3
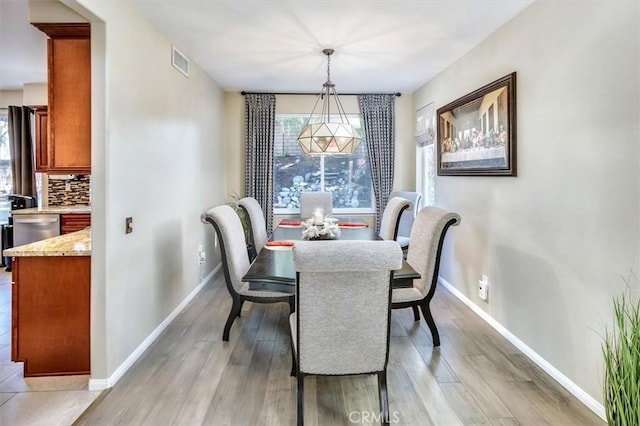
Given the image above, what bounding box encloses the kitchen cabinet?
[61,213,91,234]
[32,23,91,174]
[11,256,90,376]
[33,107,48,172]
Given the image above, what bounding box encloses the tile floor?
[0,269,101,425]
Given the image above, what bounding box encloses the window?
[273,114,373,215]
[417,144,435,207]
[0,112,12,222]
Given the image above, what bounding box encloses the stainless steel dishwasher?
[13,214,61,246]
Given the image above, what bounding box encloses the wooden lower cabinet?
[61,213,91,234]
[11,256,90,377]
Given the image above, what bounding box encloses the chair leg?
[412,305,420,321]
[377,371,390,426]
[222,297,242,341]
[419,302,440,346]
[289,334,297,377]
[297,374,304,426]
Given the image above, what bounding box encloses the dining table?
[242,217,420,293]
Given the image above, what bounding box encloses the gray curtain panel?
[359,94,395,232]
[7,106,36,197]
[244,94,276,234]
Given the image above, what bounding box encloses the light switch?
[125,217,133,234]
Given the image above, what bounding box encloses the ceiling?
[0,0,534,93]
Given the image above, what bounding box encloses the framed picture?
[437,72,516,176]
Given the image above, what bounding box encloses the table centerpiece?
[302,208,341,240]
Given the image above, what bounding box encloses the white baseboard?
[438,277,606,421]
[88,264,221,391]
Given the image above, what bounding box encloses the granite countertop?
[11,205,91,215]
[3,228,91,257]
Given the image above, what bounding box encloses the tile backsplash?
[48,175,91,206]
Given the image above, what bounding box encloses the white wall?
[22,83,47,106]
[64,0,226,382]
[0,90,23,108]
[225,92,415,200]
[414,0,639,410]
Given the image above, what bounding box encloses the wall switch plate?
[125,217,133,234]
[479,275,489,301]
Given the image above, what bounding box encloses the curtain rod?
[241,91,401,97]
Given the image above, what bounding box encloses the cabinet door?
[61,214,91,234]
[34,108,48,172]
[47,36,91,173]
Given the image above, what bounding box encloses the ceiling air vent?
[172,45,189,77]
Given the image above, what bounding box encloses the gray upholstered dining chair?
[299,191,333,219]
[290,240,403,426]
[237,197,268,262]
[392,206,460,346]
[389,190,423,251]
[204,205,294,341]
[379,196,412,241]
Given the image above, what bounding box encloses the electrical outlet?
[125,217,133,234]
[479,275,489,301]
[197,244,206,265]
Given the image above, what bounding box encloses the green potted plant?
[602,288,640,425]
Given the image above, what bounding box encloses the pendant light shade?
[297,49,361,155]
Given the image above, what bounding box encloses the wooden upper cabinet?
[33,23,91,174]
[34,107,48,172]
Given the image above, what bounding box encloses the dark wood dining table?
[242,218,420,293]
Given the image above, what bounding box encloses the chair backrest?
[238,197,268,259]
[406,206,461,298]
[300,192,333,219]
[292,240,402,375]
[379,196,412,241]
[389,191,423,238]
[204,205,250,295]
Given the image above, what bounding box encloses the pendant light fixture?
[297,49,362,155]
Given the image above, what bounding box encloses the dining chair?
[379,196,412,241]
[389,190,423,252]
[204,205,294,341]
[392,206,461,346]
[299,191,333,219]
[290,240,403,426]
[237,197,268,262]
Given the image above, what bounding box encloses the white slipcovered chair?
[388,191,423,251]
[290,240,403,426]
[392,206,461,346]
[299,191,333,219]
[379,196,412,241]
[237,197,268,261]
[204,205,294,341]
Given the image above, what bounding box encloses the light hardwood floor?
[0,270,101,425]
[73,271,605,426]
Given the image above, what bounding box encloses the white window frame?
[273,113,375,216]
